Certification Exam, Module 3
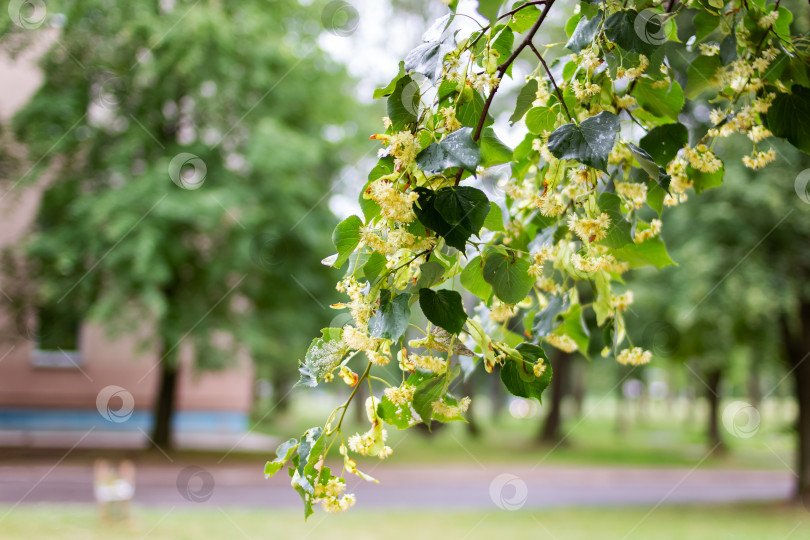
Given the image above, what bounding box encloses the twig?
[472,0,556,142]
[528,41,573,122]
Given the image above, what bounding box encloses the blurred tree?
[629,138,810,499]
[2,0,370,449]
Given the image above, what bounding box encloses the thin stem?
[473,0,556,142]
[497,0,549,22]
[528,41,573,122]
[329,361,373,434]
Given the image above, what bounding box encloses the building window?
[30,305,83,369]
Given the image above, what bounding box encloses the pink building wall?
[0,31,254,434]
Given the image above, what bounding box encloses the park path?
[0,461,794,510]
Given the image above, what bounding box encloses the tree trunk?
[150,349,178,451]
[571,358,586,419]
[705,368,724,450]
[271,371,293,415]
[462,373,480,437]
[489,368,506,420]
[747,355,762,410]
[539,352,571,443]
[782,306,810,505]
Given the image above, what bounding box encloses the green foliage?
[264,0,810,516]
[499,342,553,402]
[418,288,467,334]
[547,112,620,172]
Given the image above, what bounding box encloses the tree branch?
[528,41,573,122]
[472,0,556,142]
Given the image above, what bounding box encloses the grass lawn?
[252,394,796,470]
[1,504,808,540]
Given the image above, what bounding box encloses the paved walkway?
[0,461,794,510]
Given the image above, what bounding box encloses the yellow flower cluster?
[616,182,647,209]
[615,95,637,109]
[388,131,420,170]
[335,277,375,328]
[533,77,551,107]
[742,148,776,170]
[568,213,610,242]
[313,478,356,514]
[440,107,462,131]
[545,333,578,353]
[490,300,519,322]
[610,291,634,312]
[634,219,662,243]
[615,54,648,80]
[347,423,392,459]
[533,190,567,217]
[533,359,547,377]
[758,10,779,28]
[576,47,602,71]
[698,43,719,56]
[431,396,471,418]
[572,80,601,101]
[686,145,723,173]
[366,179,419,223]
[398,351,448,374]
[616,347,652,366]
[383,383,416,406]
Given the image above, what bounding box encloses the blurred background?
[1,0,809,539]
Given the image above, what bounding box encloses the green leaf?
[404,40,455,84]
[689,163,724,194]
[508,2,541,32]
[369,293,411,342]
[627,143,660,179]
[416,127,481,174]
[265,438,299,478]
[413,185,490,251]
[378,391,414,429]
[483,203,505,232]
[331,215,363,269]
[525,106,558,134]
[611,238,675,269]
[387,75,419,131]
[604,9,658,56]
[509,78,539,124]
[491,26,515,76]
[457,89,494,129]
[772,7,793,43]
[460,256,493,301]
[373,61,406,99]
[685,55,722,99]
[566,11,603,53]
[412,375,444,429]
[419,288,467,334]
[639,123,688,166]
[763,86,810,154]
[480,127,514,167]
[633,78,684,121]
[482,250,533,304]
[547,111,620,172]
[499,342,552,403]
[297,328,347,387]
[435,185,491,236]
[693,9,719,41]
[415,260,446,289]
[533,294,569,338]
[719,33,736,66]
[362,251,388,282]
[646,179,666,215]
[597,192,632,248]
[560,304,590,358]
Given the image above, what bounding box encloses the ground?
[2,504,809,540]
